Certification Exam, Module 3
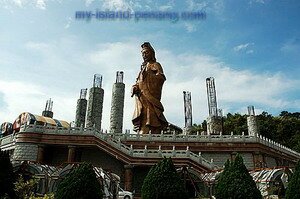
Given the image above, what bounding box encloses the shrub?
[286,160,300,199]
[14,176,37,199]
[141,157,188,199]
[215,154,262,199]
[55,162,103,199]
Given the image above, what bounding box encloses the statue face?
[141,48,152,62]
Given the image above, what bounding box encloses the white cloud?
[36,0,46,9]
[84,41,300,129]
[186,0,207,10]
[0,0,60,10]
[85,0,95,7]
[64,17,72,29]
[25,41,49,50]
[233,43,254,53]
[249,0,265,5]
[1,40,299,132]
[281,38,300,54]
[101,0,135,11]
[186,0,225,20]
[0,80,45,122]
[184,23,197,33]
[158,0,175,11]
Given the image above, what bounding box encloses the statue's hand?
[131,84,140,97]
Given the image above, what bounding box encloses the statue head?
[141,42,156,63]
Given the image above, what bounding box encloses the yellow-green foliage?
[14,176,38,199]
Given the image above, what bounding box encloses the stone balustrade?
[2,123,299,162]
[1,124,216,170]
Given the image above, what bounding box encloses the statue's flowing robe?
[132,62,168,132]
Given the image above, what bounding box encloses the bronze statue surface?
[132,42,168,134]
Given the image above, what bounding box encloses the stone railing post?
[172,146,176,157]
[124,132,128,141]
[158,145,162,157]
[33,121,37,131]
[80,124,84,133]
[143,145,148,157]
[68,123,71,133]
[161,131,164,141]
[43,123,47,132]
[148,132,152,141]
[172,131,176,141]
[242,132,245,142]
[186,146,190,157]
[198,152,202,163]
[118,138,121,149]
[129,145,133,156]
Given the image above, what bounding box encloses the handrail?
[15,124,217,170]
[13,124,300,159]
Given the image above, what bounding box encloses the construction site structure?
[206,77,222,135]
[110,71,125,134]
[42,98,53,118]
[75,89,88,128]
[183,91,193,134]
[86,74,104,131]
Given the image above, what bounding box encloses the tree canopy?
[0,150,15,199]
[55,162,103,199]
[141,157,188,199]
[215,154,262,199]
[196,111,300,152]
[286,160,300,199]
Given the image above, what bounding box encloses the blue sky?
[0,0,299,131]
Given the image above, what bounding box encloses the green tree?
[215,154,262,199]
[0,150,15,199]
[55,162,103,199]
[14,176,37,199]
[286,161,300,199]
[141,157,188,199]
[223,113,248,135]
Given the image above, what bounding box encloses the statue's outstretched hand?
[131,84,140,97]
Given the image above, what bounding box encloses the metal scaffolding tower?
[44,98,53,112]
[93,74,103,88]
[42,98,54,118]
[183,91,193,128]
[206,77,218,117]
[79,88,87,100]
[116,71,124,83]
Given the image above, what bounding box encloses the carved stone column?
[68,146,76,163]
[124,165,133,191]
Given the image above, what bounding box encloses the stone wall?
[201,152,231,167]
[80,147,125,185]
[110,83,125,134]
[13,143,38,162]
[265,156,277,168]
[240,153,254,169]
